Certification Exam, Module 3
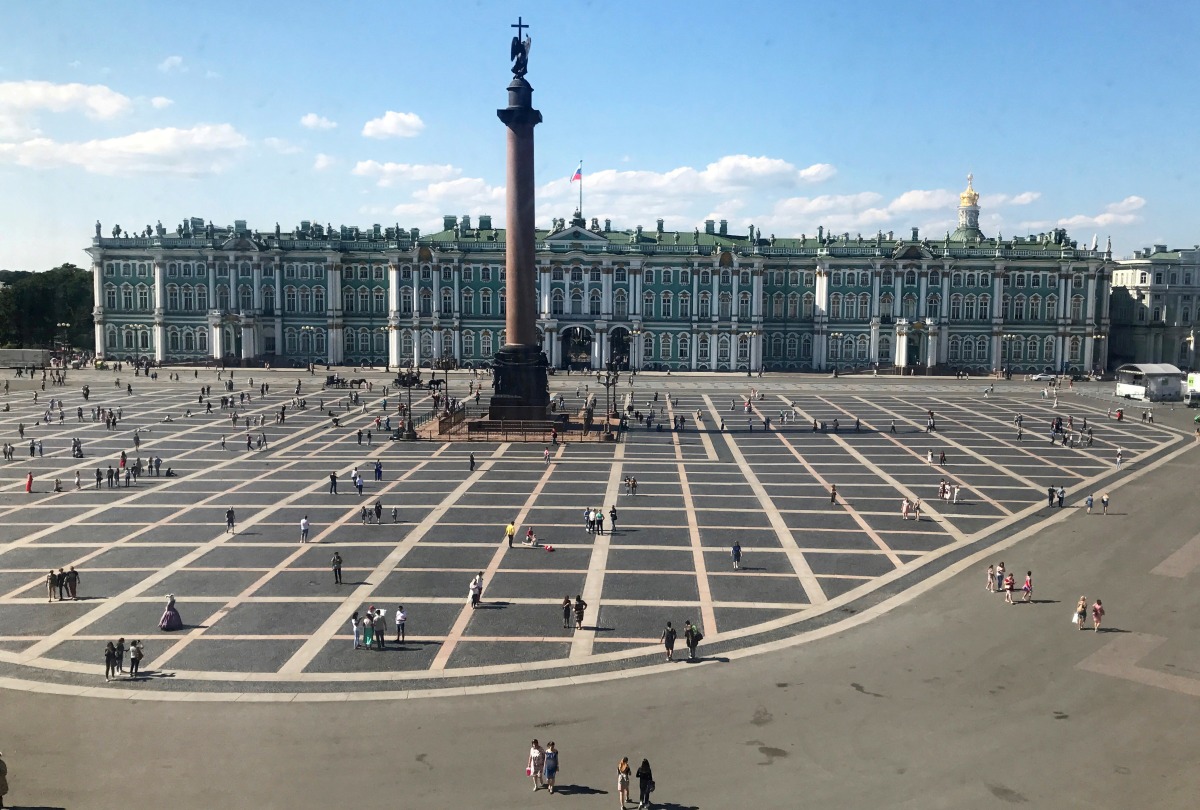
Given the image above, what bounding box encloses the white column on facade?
[452,328,461,362]
[274,267,283,361]
[210,321,223,360]
[894,324,908,367]
[871,270,881,318]
[710,331,719,371]
[711,269,720,321]
[152,260,166,363]
[540,268,550,318]
[1084,336,1095,371]
[917,270,928,318]
[815,269,830,370]
[412,328,421,368]
[1059,273,1069,320]
[452,268,460,318]
[433,327,443,361]
[927,332,938,369]
[752,269,763,318]
[941,270,952,364]
[1085,271,1098,323]
[602,266,612,319]
[990,334,1001,371]
[387,263,401,368]
[92,259,106,358]
[869,321,880,362]
[582,271,590,319]
[252,265,263,310]
[241,323,255,360]
[731,272,740,322]
[326,263,343,364]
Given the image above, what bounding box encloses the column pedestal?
[489,344,550,420]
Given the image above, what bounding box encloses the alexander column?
[490,17,550,421]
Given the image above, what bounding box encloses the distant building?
[86,178,1113,373]
[1110,246,1199,370]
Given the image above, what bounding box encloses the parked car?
[1031,372,1056,381]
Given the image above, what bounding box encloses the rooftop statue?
[510,17,532,78]
[95,220,102,238]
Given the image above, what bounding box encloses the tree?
[0,264,94,349]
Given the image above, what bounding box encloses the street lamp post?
[740,327,761,376]
[829,331,844,375]
[56,322,71,367]
[1002,333,1020,377]
[404,362,418,441]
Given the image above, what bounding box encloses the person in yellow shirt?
[504,521,516,548]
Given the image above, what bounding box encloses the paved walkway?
[0,370,1184,699]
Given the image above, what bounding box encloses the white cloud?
[157,55,184,73]
[313,153,336,171]
[68,60,81,69]
[798,163,837,183]
[362,110,425,139]
[1058,196,1145,228]
[0,123,248,175]
[263,137,302,155]
[300,112,337,130]
[352,159,460,187]
[0,80,133,138]
[888,189,959,213]
[204,70,220,80]
[981,191,1041,207]
[150,96,173,109]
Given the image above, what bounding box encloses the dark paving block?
[696,526,783,548]
[780,512,863,532]
[440,506,527,526]
[606,547,695,573]
[157,569,265,598]
[805,552,899,578]
[606,526,691,546]
[417,524,502,544]
[303,638,443,673]
[497,545,592,571]
[878,533,956,553]
[463,602,575,638]
[702,550,790,575]
[87,545,197,569]
[398,544,501,571]
[712,606,801,633]
[195,544,302,569]
[791,531,882,551]
[209,601,335,636]
[484,571,587,600]
[295,543,396,568]
[11,569,157,600]
[445,640,571,669]
[129,524,210,542]
[817,576,864,600]
[0,601,96,636]
[0,546,105,570]
[602,573,699,602]
[707,573,811,604]
[372,570,476,598]
[597,606,695,640]
[250,570,359,596]
[166,639,304,673]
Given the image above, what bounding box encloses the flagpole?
[578,159,583,216]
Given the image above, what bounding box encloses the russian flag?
[570,161,582,182]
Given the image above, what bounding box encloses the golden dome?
[959,173,979,207]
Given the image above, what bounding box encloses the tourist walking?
[129,640,144,678]
[331,552,343,585]
[609,505,618,534]
[372,608,387,649]
[829,484,837,504]
[527,740,545,792]
[329,472,338,494]
[103,641,116,682]
[65,566,79,600]
[1085,494,1093,514]
[985,564,995,593]
[350,610,361,649]
[1091,599,1105,632]
[731,540,742,570]
[1003,572,1015,604]
[1101,493,1110,515]
[505,521,516,548]
[394,605,406,643]
[542,741,559,794]
[300,515,310,543]
[561,596,572,629]
[684,619,703,660]
[225,507,236,534]
[660,621,676,661]
[1022,571,1033,603]
[635,759,654,808]
[114,637,126,674]
[1074,596,1088,630]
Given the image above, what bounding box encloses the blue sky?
[1,0,1198,270]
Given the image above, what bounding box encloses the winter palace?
[87,177,1113,374]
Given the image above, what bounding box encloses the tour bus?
[1114,363,1184,402]
[1185,372,1200,407]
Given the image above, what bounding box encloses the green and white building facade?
[87,178,1113,374]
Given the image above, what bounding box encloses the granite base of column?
[488,344,549,421]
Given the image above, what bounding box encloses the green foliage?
[0,264,93,349]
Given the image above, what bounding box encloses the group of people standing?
[985,562,1033,605]
[102,638,144,681]
[350,606,405,649]
[45,567,80,601]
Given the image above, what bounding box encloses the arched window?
[717,334,731,362]
[952,272,963,287]
[551,290,564,315]
[299,329,313,356]
[979,294,990,319]
[720,270,731,286]
[902,294,917,319]
[1013,295,1026,321]
[642,291,655,318]
[718,292,732,318]
[966,273,977,288]
[737,335,750,362]
[787,293,800,319]
[977,336,989,361]
[1070,295,1084,322]
[738,292,751,319]
[197,329,208,352]
[442,330,454,357]
[357,289,369,313]
[105,285,117,309]
[929,270,941,286]
[831,271,843,287]
[590,290,602,316]
[963,336,975,361]
[879,293,893,318]
[480,289,492,316]
[678,292,691,319]
[420,289,433,316]
[771,292,784,319]
[462,330,475,357]
[313,330,325,356]
[904,270,917,286]
[858,293,870,320]
[678,334,691,359]
[184,286,197,311]
[121,285,134,310]
[343,288,355,313]
[950,294,963,320]
[859,271,871,287]
[770,334,783,359]
[570,267,583,283]
[462,288,475,316]
[964,295,977,321]
[168,330,180,352]
[1028,295,1041,321]
[830,293,843,320]
[137,285,150,310]
[660,291,673,318]
[878,335,891,361]
[239,285,252,312]
[314,287,326,312]
[401,330,414,354]
[800,333,813,359]
[299,288,311,313]
[856,335,869,360]
[614,290,628,319]
[167,285,179,311]
[926,294,941,319]
[480,330,493,356]
[1044,336,1055,362]
[660,333,672,360]
[697,334,710,362]
[374,287,386,313]
[801,292,813,319]
[642,332,655,361]
[700,270,711,286]
[216,285,230,310]
[1026,335,1039,361]
[1069,336,1082,362]
[1001,294,1011,320]
[498,289,506,315]
[881,270,893,286]
[441,289,454,315]
[183,329,195,352]
[1046,295,1058,320]
[400,288,413,315]
[698,292,712,318]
